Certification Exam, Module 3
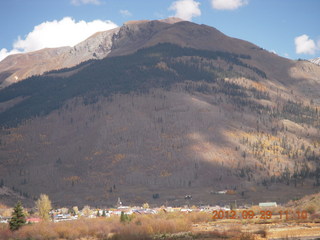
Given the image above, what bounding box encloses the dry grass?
[0,212,205,240]
[183,211,213,223]
[230,232,255,240]
[5,209,320,240]
[0,224,11,240]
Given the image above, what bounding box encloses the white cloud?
[294,34,318,55]
[120,9,132,17]
[169,0,201,21]
[211,0,248,10]
[0,17,117,62]
[71,0,102,6]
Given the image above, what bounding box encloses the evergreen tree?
[102,210,106,217]
[9,201,26,231]
[96,210,100,217]
[120,211,129,223]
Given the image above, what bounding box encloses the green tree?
[120,211,130,223]
[102,210,106,217]
[9,201,26,231]
[36,194,52,221]
[68,208,76,216]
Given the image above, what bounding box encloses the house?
[133,209,157,214]
[215,190,227,195]
[26,218,41,223]
[0,217,9,223]
[259,202,277,207]
[180,208,192,213]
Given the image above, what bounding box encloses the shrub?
[306,204,316,214]
[183,211,212,223]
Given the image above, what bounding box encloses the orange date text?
[212,210,308,220]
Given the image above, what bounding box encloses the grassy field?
[1,208,320,240]
[0,212,206,240]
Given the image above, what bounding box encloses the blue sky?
[0,0,319,61]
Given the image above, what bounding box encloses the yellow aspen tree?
[36,194,52,221]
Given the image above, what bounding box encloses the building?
[259,202,277,207]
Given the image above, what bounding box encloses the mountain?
[0,47,70,88]
[0,18,183,89]
[310,57,320,66]
[0,19,320,207]
[0,29,117,89]
[0,17,296,89]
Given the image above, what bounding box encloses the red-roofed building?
[26,218,41,223]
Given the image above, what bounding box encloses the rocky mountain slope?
[0,19,320,207]
[0,18,184,89]
[310,57,320,66]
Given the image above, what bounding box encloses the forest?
[0,43,267,128]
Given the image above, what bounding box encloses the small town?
[1,196,254,224]
[2,194,320,240]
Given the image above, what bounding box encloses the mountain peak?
[158,17,185,24]
[123,17,185,26]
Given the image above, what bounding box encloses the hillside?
[0,18,182,89]
[310,57,320,66]
[287,191,320,214]
[0,19,320,207]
